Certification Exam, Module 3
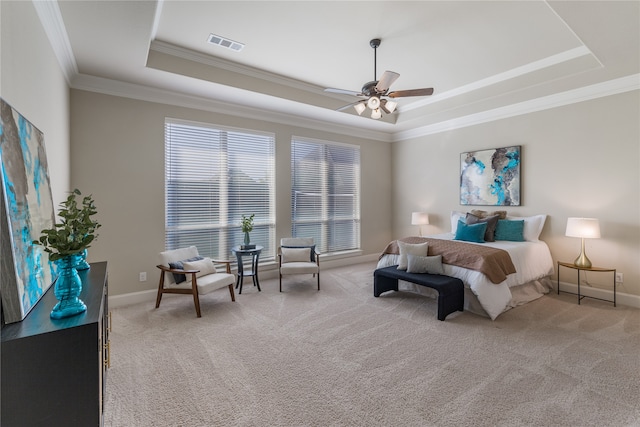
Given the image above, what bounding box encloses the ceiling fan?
[324,38,434,119]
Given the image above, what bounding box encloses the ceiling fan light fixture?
[371,108,382,119]
[353,102,366,115]
[384,100,398,113]
[367,96,380,110]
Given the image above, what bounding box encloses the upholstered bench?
[373,266,464,321]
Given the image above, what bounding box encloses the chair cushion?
[282,244,316,262]
[281,247,313,263]
[195,272,235,295]
[280,262,319,275]
[182,258,216,277]
[167,272,235,295]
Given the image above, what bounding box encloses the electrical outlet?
[615,272,623,284]
[139,272,147,282]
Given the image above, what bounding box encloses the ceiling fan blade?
[387,88,434,98]
[324,88,364,97]
[336,101,364,112]
[375,71,400,93]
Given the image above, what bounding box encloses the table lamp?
[565,217,600,268]
[411,212,430,237]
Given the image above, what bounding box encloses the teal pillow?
[495,219,525,241]
[454,219,487,243]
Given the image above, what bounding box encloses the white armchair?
[156,246,235,317]
[278,237,320,292]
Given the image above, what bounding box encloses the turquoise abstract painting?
[0,98,56,323]
[460,146,521,206]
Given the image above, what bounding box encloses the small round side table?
[231,245,263,294]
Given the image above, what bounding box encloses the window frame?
[164,118,276,261]
[290,136,361,254]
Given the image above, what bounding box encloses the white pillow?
[407,254,444,275]
[182,258,216,278]
[507,214,547,241]
[281,247,311,263]
[450,211,466,234]
[397,241,429,270]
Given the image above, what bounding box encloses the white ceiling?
[48,1,639,141]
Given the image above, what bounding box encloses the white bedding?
[377,233,555,320]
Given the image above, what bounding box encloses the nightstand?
[557,261,616,307]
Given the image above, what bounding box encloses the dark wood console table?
[1,261,109,426]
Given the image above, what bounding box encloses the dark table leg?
[253,252,261,291]
[235,252,244,294]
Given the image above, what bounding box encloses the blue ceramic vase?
[76,249,90,270]
[50,253,87,319]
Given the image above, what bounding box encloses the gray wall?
[391,91,640,298]
[70,90,392,297]
[0,1,70,202]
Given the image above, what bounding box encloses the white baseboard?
[108,253,381,309]
[557,281,640,309]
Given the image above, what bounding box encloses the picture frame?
[460,145,521,206]
[0,98,56,323]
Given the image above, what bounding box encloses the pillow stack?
[169,255,204,283]
[451,210,546,243]
[396,241,445,275]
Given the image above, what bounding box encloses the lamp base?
[573,238,592,268]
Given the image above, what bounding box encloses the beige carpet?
[104,262,640,427]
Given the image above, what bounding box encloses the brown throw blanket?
[380,237,516,284]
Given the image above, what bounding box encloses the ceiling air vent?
[207,34,244,52]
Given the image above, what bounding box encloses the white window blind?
[291,137,360,253]
[165,119,275,260]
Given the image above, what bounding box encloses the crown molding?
[402,46,594,112]
[71,71,638,144]
[71,73,393,142]
[393,73,640,141]
[32,0,78,84]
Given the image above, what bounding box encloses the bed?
[377,211,555,320]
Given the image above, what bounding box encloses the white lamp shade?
[370,108,382,119]
[367,96,381,110]
[411,212,430,225]
[385,100,398,113]
[566,217,601,238]
[353,102,366,115]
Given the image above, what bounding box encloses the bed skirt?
[396,277,554,318]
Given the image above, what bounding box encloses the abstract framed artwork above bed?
[460,145,520,206]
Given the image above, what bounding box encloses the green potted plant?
[33,189,101,319]
[241,214,255,249]
[34,189,101,261]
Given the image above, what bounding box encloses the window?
[291,137,360,253]
[165,119,275,260]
